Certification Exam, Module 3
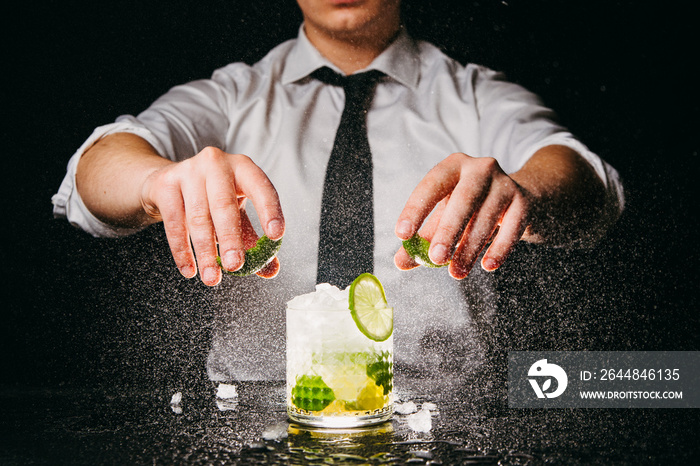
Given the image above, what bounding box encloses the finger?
[449,195,509,279]
[231,155,285,240]
[393,199,445,270]
[206,165,245,272]
[395,156,462,240]
[427,176,490,265]
[394,246,420,271]
[428,157,510,265]
[416,198,447,242]
[182,184,221,287]
[157,187,197,278]
[481,196,529,271]
[256,256,280,278]
[239,209,261,249]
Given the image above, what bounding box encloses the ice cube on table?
[169,392,183,414]
[407,407,432,432]
[262,422,289,441]
[422,402,437,411]
[170,392,182,405]
[216,398,238,412]
[394,401,418,414]
[216,383,238,399]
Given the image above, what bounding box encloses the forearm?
[76,132,173,228]
[510,145,612,247]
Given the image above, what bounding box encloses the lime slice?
[349,273,393,342]
[402,234,448,268]
[217,235,282,277]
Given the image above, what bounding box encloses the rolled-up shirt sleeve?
[52,77,234,238]
[51,121,165,237]
[471,66,624,217]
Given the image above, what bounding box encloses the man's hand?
[140,147,285,286]
[394,152,531,279]
[394,146,609,279]
[77,134,284,287]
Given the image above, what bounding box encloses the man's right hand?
[77,134,284,287]
[139,147,285,286]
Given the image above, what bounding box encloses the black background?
[2,0,697,392]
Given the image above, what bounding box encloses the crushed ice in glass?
[286,283,348,311]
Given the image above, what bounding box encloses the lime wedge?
[349,273,393,342]
[291,375,335,412]
[402,234,448,268]
[366,350,393,395]
[217,235,282,277]
[355,378,386,411]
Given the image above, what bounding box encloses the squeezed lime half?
[217,235,282,277]
[402,234,448,268]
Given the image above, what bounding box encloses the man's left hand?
[394,152,532,279]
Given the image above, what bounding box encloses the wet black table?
[2,371,698,465]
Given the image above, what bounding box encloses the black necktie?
[314,67,384,288]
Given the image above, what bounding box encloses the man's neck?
[304,23,401,75]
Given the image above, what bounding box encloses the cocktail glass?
[286,283,393,428]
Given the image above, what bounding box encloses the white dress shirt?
[53,26,624,381]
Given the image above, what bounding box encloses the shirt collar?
[281,24,420,89]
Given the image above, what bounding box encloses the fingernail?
[430,244,449,264]
[396,220,413,238]
[482,257,499,272]
[450,266,468,280]
[267,219,284,239]
[202,267,220,285]
[223,250,244,271]
[179,265,195,278]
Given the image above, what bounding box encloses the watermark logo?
[509,352,698,408]
[528,359,568,399]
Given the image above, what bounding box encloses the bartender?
[53,0,624,381]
